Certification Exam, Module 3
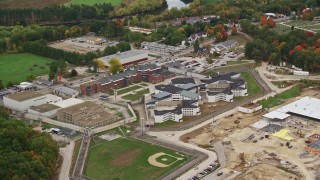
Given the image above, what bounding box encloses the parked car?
[217,172,223,176]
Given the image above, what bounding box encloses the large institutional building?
[57,101,118,128]
[3,91,62,114]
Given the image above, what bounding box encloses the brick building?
[80,64,176,95]
[99,70,142,92]
[79,81,101,96]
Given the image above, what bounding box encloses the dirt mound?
[111,149,141,166]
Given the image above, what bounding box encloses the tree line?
[243,19,320,72]
[0,4,114,26]
[0,0,167,26]
[0,108,59,179]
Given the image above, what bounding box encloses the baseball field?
[84,137,188,180]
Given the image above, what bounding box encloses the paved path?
[59,141,75,180]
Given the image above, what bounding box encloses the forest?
[0,108,59,179]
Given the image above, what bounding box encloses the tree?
[104,46,119,56]
[108,58,123,75]
[93,59,105,72]
[26,75,36,82]
[0,118,59,179]
[0,80,3,89]
[193,39,200,53]
[260,16,268,27]
[231,25,238,34]
[70,69,78,77]
[7,80,14,88]
[116,42,131,52]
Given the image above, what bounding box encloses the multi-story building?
[201,72,248,102]
[181,100,201,116]
[57,101,118,128]
[154,107,183,123]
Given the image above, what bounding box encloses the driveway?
[59,141,75,180]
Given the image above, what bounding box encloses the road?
[59,141,75,180]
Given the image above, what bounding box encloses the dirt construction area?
[181,89,320,180]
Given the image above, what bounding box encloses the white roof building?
[52,98,83,108]
[98,49,149,67]
[4,91,62,113]
[263,96,320,121]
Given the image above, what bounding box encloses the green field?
[84,138,188,180]
[122,88,150,101]
[259,86,302,109]
[116,85,142,95]
[65,0,122,6]
[0,53,53,86]
[241,72,262,96]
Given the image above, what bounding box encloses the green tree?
[26,75,36,82]
[116,42,131,52]
[104,46,119,55]
[193,39,200,53]
[108,58,123,75]
[70,69,78,77]
[7,80,14,88]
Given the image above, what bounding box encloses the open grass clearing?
[116,85,142,95]
[122,88,150,101]
[240,71,262,96]
[0,53,53,86]
[84,137,188,180]
[65,0,122,6]
[227,60,248,65]
[258,86,302,109]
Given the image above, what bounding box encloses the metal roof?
[154,107,182,116]
[308,139,320,149]
[99,49,149,66]
[263,111,291,120]
[180,90,199,99]
[265,96,320,121]
[152,91,172,100]
[52,98,83,108]
[54,86,78,95]
[171,78,195,85]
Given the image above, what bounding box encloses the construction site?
[181,88,320,180]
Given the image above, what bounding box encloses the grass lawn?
[122,88,150,101]
[241,72,262,96]
[271,81,295,88]
[258,86,302,109]
[65,0,122,6]
[0,53,53,86]
[116,85,142,95]
[70,139,82,177]
[84,138,188,180]
[227,61,248,65]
